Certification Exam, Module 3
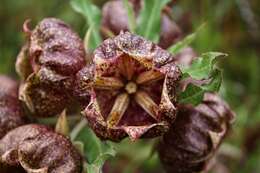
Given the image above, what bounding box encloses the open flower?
[78,32,181,141]
[158,93,235,173]
[0,124,82,173]
[16,18,86,117]
[0,75,27,139]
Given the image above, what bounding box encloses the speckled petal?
[158,94,235,173]
[19,74,69,117]
[85,32,182,141]
[0,75,27,139]
[0,124,82,173]
[29,18,85,76]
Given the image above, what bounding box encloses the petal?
[107,93,130,127]
[122,122,169,141]
[114,32,176,68]
[134,91,159,120]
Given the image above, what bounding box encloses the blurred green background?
[0,0,259,172]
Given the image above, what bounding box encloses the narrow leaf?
[70,0,102,49]
[168,23,205,54]
[136,0,170,42]
[123,0,136,33]
[84,25,93,52]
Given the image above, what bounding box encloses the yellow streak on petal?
[136,70,164,85]
[134,90,159,120]
[94,76,124,90]
[107,93,130,127]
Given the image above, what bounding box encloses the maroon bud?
[158,14,182,49]
[0,75,27,139]
[174,47,197,66]
[158,93,235,173]
[19,74,69,117]
[16,18,86,117]
[78,32,182,141]
[0,124,82,173]
[101,0,130,36]
[101,0,182,49]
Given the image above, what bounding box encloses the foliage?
[70,120,116,173]
[71,0,102,50]
[135,0,170,42]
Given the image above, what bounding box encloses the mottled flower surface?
[16,18,86,117]
[0,75,27,139]
[101,0,182,49]
[0,124,82,173]
[158,93,235,173]
[77,32,181,141]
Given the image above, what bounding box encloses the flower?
[78,32,181,141]
[0,75,27,139]
[158,93,235,173]
[0,124,82,173]
[16,18,86,117]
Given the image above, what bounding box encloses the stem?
[70,119,88,141]
[37,115,81,125]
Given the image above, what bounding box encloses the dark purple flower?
[158,93,235,173]
[76,32,182,141]
[16,18,86,117]
[0,124,82,173]
[0,75,27,139]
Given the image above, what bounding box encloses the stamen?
[136,70,164,84]
[94,76,124,90]
[134,90,159,120]
[107,93,130,127]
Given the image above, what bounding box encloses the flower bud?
[0,124,82,173]
[174,47,197,66]
[101,0,182,49]
[158,93,235,173]
[16,18,86,117]
[0,75,27,139]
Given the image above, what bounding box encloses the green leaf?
[181,52,227,80]
[167,23,205,54]
[178,52,224,105]
[70,0,102,49]
[136,0,170,42]
[73,141,85,155]
[123,0,136,33]
[70,120,116,173]
[178,69,222,105]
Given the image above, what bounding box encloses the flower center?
[125,82,137,94]
[93,56,165,128]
